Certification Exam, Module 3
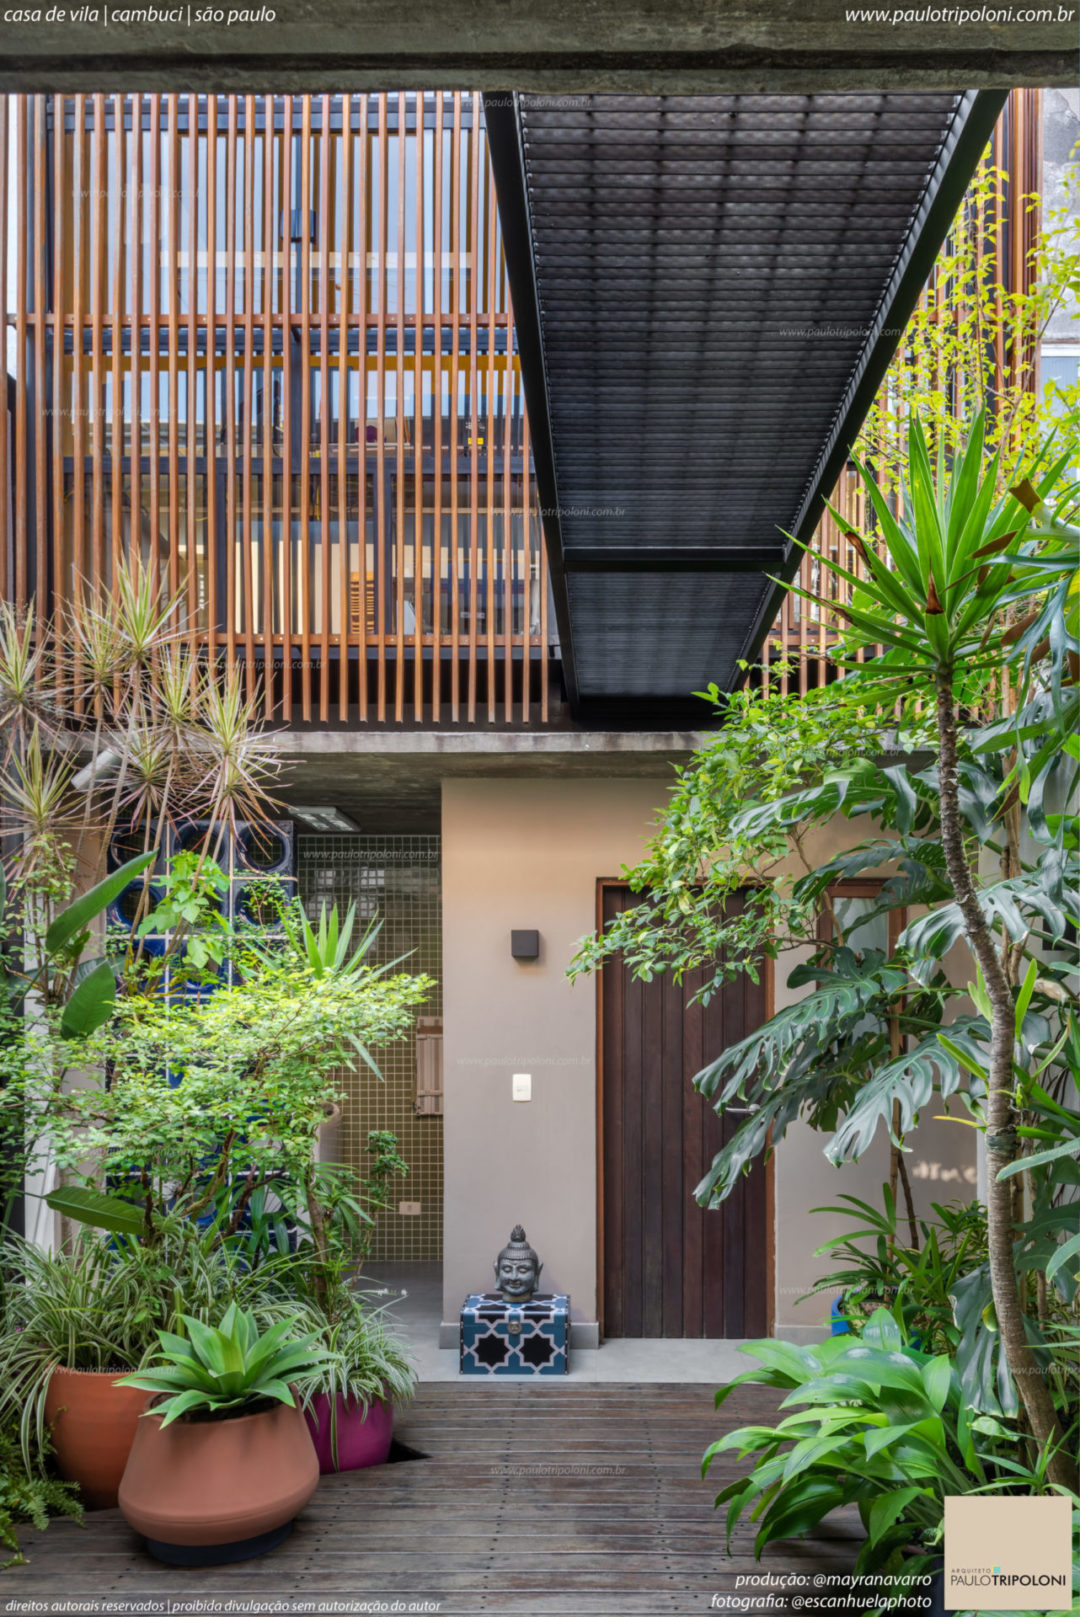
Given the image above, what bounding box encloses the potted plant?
[0,1235,167,1509]
[116,1303,328,1566]
[805,1188,988,1351]
[291,1296,415,1474]
[255,1132,417,1474]
[0,1216,271,1510]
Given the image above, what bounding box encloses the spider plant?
[0,1224,265,1468]
[257,1288,416,1468]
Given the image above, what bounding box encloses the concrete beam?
[274,729,703,832]
[0,2,1073,93]
[274,728,709,757]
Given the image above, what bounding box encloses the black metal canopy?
[485,90,1007,724]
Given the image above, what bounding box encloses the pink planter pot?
[304,1393,393,1473]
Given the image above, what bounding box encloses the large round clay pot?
[304,1393,393,1473]
[118,1398,319,1566]
[43,1367,149,1510]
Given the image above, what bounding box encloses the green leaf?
[44,1184,145,1236]
[59,959,117,1040]
[921,1356,953,1414]
[156,1388,216,1429]
[868,1486,924,1546]
[1045,1232,1080,1284]
[997,1138,1080,1179]
[46,851,155,957]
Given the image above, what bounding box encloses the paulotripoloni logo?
[943,1496,1073,1612]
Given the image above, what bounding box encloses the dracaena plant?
[117,1304,331,1426]
[791,411,1079,1491]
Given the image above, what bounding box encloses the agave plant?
[117,1303,331,1426]
[0,1226,260,1467]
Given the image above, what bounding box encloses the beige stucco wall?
[441,779,977,1340]
[441,777,669,1330]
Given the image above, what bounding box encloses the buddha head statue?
[494,1224,543,1302]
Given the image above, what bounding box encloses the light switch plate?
[512,1072,532,1102]
[398,1201,422,1216]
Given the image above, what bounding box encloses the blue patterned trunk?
[460,1293,570,1375]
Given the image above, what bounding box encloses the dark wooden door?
[600,884,769,1339]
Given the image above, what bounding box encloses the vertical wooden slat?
[185,93,199,638]
[484,139,497,723]
[535,415,549,723]
[336,95,352,722]
[241,95,256,699]
[261,93,275,717]
[90,95,105,611]
[167,96,180,623]
[430,92,444,725]
[354,95,369,723]
[449,93,461,723]
[467,93,480,724]
[393,91,406,724]
[0,98,9,604]
[206,95,219,673]
[222,97,238,690]
[299,96,313,721]
[129,94,141,596]
[413,92,425,721]
[149,95,161,602]
[375,93,388,723]
[280,94,294,720]
[15,96,27,609]
[520,391,531,722]
[108,96,123,595]
[318,94,331,722]
[33,99,48,614]
[50,97,65,669]
[500,231,513,722]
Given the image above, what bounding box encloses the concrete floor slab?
[365,1262,755,1385]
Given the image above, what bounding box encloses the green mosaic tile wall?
[298,835,443,1263]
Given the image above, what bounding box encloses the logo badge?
[943,1497,1072,1611]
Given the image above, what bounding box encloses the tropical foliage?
[117,1304,331,1426]
[858,161,1079,492]
[704,1310,1078,1581]
[573,408,1080,1493]
[0,1415,82,1568]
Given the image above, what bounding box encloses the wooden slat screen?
[0,90,1040,721]
[0,92,550,725]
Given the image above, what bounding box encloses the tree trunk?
[933,663,1077,1493]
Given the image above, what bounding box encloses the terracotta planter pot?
[304,1393,393,1473]
[118,1398,319,1565]
[43,1367,149,1510]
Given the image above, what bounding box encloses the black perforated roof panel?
[485,90,1006,720]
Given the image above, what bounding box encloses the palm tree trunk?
[934,662,1077,1493]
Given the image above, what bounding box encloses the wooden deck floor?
[9,1382,865,1615]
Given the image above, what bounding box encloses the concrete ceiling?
[275,730,699,832]
[0,1,1073,92]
